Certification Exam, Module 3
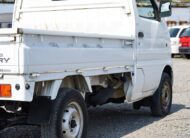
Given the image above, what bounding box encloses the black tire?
[0,125,40,138]
[133,102,141,110]
[171,54,174,58]
[41,88,88,138]
[151,73,172,116]
[185,54,190,59]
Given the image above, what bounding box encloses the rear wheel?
[151,73,172,116]
[133,101,141,110]
[185,54,190,59]
[182,54,190,59]
[41,88,88,138]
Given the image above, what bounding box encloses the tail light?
[181,42,190,47]
[0,85,12,97]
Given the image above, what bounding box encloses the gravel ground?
[88,58,190,138]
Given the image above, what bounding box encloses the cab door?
[135,0,170,93]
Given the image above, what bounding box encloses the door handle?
[138,32,144,38]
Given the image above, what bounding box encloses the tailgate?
[0,28,20,74]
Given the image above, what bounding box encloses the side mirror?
[159,2,172,18]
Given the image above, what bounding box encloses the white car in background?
[169,26,189,57]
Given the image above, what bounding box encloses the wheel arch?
[34,75,92,100]
[60,75,92,96]
[163,65,173,85]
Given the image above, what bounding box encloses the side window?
[136,0,156,19]
[179,29,185,38]
[180,28,190,38]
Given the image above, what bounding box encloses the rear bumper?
[0,75,34,102]
[179,47,190,55]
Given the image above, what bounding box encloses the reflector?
[0,85,11,97]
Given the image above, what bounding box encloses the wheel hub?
[62,102,83,138]
[162,82,170,109]
[71,120,77,128]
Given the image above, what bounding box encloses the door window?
[136,0,156,19]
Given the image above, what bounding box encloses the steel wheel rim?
[62,101,84,138]
[161,81,171,110]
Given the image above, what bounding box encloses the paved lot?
[88,58,190,138]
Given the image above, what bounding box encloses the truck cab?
[0,0,173,137]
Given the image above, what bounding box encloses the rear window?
[169,28,180,38]
[180,28,190,38]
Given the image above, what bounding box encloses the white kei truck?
[0,0,173,138]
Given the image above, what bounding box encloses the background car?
[179,27,190,59]
[169,26,189,57]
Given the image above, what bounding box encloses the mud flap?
[27,96,53,125]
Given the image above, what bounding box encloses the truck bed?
[20,28,135,77]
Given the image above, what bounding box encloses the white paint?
[0,0,172,103]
